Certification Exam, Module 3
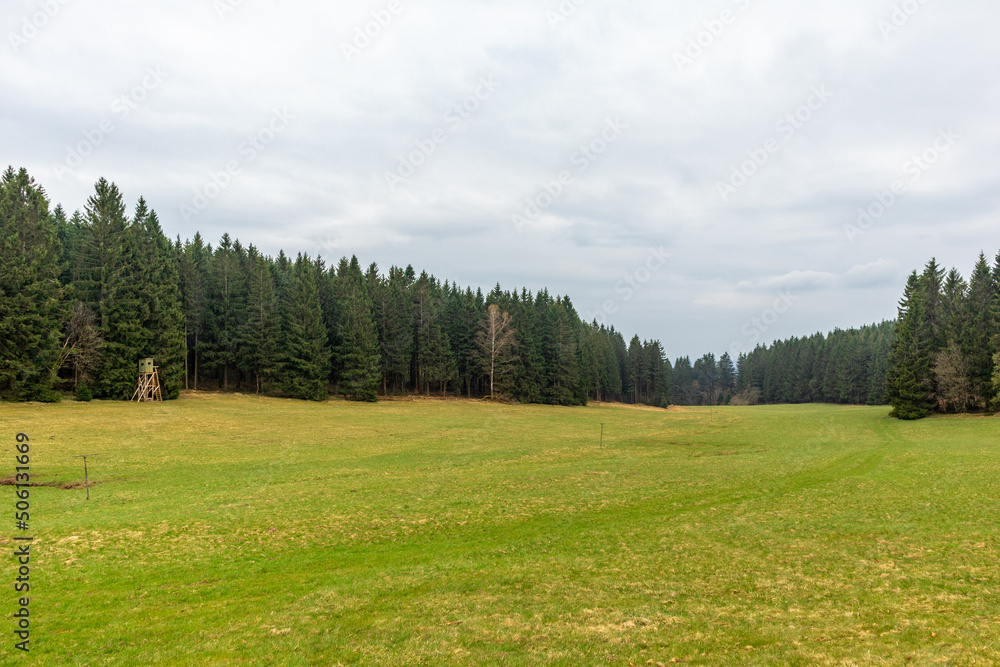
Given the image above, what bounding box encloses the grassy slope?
[2,395,999,665]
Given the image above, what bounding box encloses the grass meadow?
[2,395,999,665]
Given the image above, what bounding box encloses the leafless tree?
[934,342,970,412]
[477,304,516,398]
[58,302,104,390]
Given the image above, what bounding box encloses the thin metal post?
[74,454,99,500]
[600,423,604,447]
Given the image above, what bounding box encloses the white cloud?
[1,0,998,357]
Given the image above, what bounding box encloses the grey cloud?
[1,0,997,357]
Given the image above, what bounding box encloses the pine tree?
[73,177,127,319]
[367,264,413,395]
[136,207,185,399]
[81,179,141,399]
[445,284,483,397]
[240,245,281,394]
[412,272,456,395]
[203,234,246,391]
[179,233,209,390]
[627,335,643,404]
[886,272,935,419]
[510,288,544,402]
[424,320,457,396]
[919,258,947,407]
[336,257,380,402]
[962,254,993,409]
[278,254,330,401]
[536,292,577,405]
[718,352,736,403]
[671,356,695,405]
[0,167,65,401]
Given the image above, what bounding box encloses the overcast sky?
[3,0,998,359]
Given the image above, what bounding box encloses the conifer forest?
[4,167,998,419]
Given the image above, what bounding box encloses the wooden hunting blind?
[132,358,163,402]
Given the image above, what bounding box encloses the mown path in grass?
[2,396,999,665]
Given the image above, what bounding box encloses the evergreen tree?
[0,167,65,401]
[962,254,994,409]
[371,265,413,395]
[919,258,947,406]
[203,234,246,390]
[179,233,209,390]
[335,257,380,401]
[718,352,736,403]
[80,179,140,399]
[278,254,330,401]
[240,245,281,394]
[886,272,935,419]
[627,335,643,404]
[134,207,185,399]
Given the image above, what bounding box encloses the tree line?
[731,322,894,406]
[1,167,932,411]
[0,170,676,405]
[885,254,1000,419]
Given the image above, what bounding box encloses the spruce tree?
[0,167,65,401]
[179,233,209,390]
[374,266,414,394]
[240,246,281,394]
[919,259,947,407]
[962,254,994,409]
[335,257,380,402]
[886,272,935,419]
[627,335,643,404]
[278,254,330,401]
[80,179,140,399]
[204,234,246,390]
[137,207,185,398]
[718,352,736,403]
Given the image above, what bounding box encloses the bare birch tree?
[477,304,516,398]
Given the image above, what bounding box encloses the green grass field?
[2,395,999,665]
